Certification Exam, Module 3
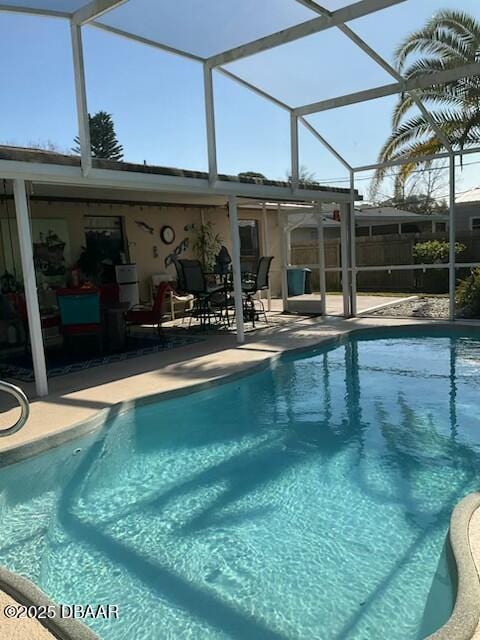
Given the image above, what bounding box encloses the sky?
[0,0,479,200]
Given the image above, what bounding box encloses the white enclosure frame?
[0,0,479,396]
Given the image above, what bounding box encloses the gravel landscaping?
[368,296,449,319]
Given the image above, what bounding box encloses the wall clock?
[160,225,175,245]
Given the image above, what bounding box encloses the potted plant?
[192,221,222,272]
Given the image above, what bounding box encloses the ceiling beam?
[294,62,480,115]
[90,21,205,61]
[0,4,69,18]
[72,0,128,26]
[354,145,480,172]
[206,0,407,67]
[217,68,291,111]
[299,117,352,170]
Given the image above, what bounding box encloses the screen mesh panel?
[97,0,317,58]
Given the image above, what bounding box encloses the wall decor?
[164,237,189,268]
[1,218,71,284]
[160,225,175,245]
[135,220,154,234]
[184,223,195,232]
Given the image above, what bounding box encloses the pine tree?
[72,111,123,161]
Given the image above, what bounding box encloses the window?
[372,224,398,236]
[355,226,369,237]
[471,218,480,231]
[239,220,259,272]
[401,223,420,234]
[84,216,126,281]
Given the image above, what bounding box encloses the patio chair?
[178,259,224,328]
[242,256,273,327]
[169,259,195,321]
[125,281,170,336]
[57,288,103,353]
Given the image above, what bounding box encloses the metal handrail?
[0,381,30,436]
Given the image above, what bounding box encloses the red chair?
[125,282,170,336]
[6,292,60,352]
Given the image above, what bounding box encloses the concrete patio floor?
[269,293,410,316]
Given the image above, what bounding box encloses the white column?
[349,171,357,317]
[204,64,218,184]
[70,22,92,176]
[279,205,289,312]
[340,203,351,318]
[261,202,272,312]
[13,180,48,397]
[290,113,299,191]
[316,204,327,316]
[449,155,456,321]
[286,227,292,266]
[228,196,245,343]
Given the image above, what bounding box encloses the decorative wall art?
[164,237,189,268]
[135,220,154,234]
[1,218,71,284]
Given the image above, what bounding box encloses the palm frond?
[371,137,443,198]
[392,89,464,129]
[429,10,480,46]
[395,10,480,71]
[375,9,480,194]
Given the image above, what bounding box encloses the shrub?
[456,268,480,317]
[412,240,465,264]
[413,241,466,294]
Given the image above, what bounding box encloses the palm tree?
[372,10,480,195]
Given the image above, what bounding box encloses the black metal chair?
[242,256,273,327]
[178,259,224,328]
[172,256,187,293]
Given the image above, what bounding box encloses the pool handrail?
[0,381,29,436]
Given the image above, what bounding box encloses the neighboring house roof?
[290,205,448,228]
[0,145,356,197]
[456,187,480,204]
[355,206,447,223]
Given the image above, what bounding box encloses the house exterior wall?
[455,202,480,232]
[0,200,283,301]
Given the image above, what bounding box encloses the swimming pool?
[0,328,479,639]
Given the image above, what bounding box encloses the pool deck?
[469,509,480,639]
[1,311,480,639]
[0,590,53,640]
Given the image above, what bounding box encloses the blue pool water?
[0,329,480,639]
